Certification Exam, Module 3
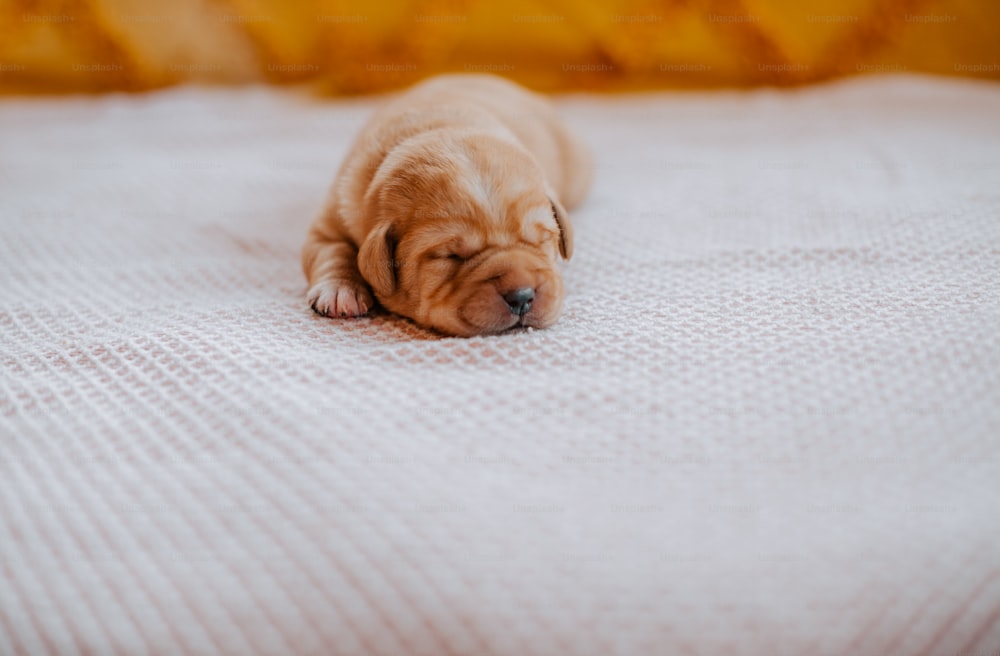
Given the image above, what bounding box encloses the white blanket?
[2,74,999,655]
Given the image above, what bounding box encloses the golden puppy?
[302,74,591,336]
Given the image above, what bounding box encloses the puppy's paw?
[307,280,373,318]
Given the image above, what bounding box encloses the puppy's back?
[403,75,591,209]
[358,74,591,211]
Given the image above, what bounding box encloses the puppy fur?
[302,74,591,336]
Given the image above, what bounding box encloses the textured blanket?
[2,75,999,655]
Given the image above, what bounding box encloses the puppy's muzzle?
[502,287,535,316]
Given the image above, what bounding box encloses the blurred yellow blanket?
[1,0,998,94]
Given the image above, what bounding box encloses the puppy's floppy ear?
[357,222,397,297]
[549,196,574,260]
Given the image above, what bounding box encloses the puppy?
[302,74,591,336]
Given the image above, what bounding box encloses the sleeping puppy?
[302,73,591,337]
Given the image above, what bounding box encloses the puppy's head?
[358,131,573,337]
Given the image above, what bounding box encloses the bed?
[2,73,999,655]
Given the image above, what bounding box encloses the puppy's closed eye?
[428,242,478,263]
[425,251,461,262]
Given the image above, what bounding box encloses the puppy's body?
[302,74,590,336]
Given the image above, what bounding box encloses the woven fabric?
[2,75,999,655]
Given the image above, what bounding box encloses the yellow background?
[1,0,998,94]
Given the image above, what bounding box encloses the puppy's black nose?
[503,287,535,316]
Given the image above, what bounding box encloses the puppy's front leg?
[302,221,373,318]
